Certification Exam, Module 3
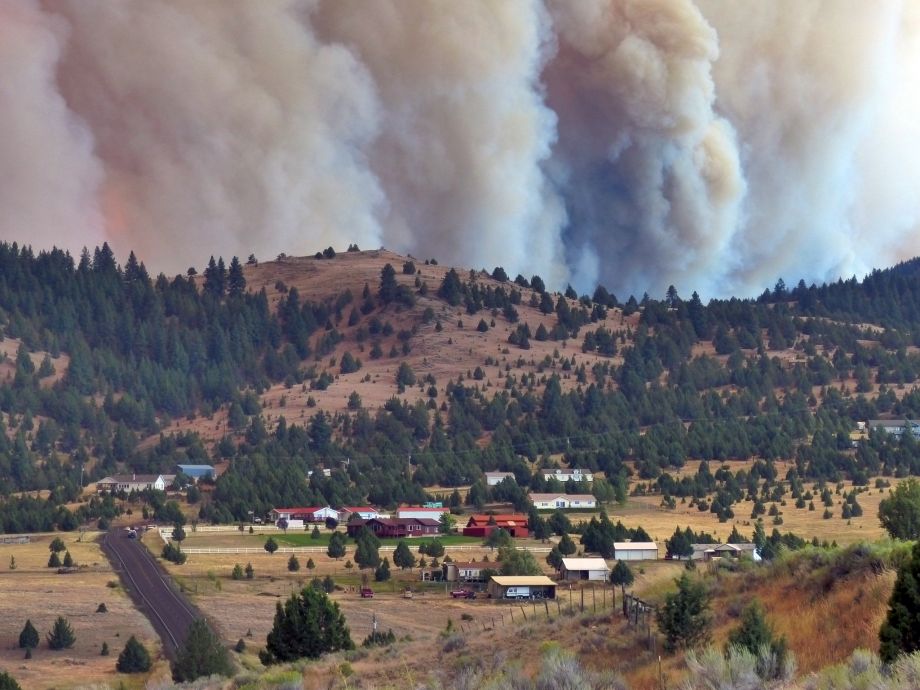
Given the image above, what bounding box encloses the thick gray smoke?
[1,0,918,299]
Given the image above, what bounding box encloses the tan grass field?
[0,534,168,689]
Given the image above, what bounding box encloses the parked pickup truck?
[360,587,374,598]
[450,589,476,599]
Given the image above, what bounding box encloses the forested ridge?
[2,242,920,531]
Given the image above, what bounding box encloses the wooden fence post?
[520,605,527,621]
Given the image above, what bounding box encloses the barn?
[462,514,529,538]
[612,542,659,561]
[560,557,610,581]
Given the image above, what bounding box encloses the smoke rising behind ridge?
[1,0,918,299]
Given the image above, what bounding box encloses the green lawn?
[273,532,482,548]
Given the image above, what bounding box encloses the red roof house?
[346,517,441,539]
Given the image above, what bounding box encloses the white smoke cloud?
[0,0,918,299]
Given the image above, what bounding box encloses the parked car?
[360,587,374,598]
[450,589,476,599]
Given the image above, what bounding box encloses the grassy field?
[0,533,169,689]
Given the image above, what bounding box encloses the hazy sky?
[2,0,919,299]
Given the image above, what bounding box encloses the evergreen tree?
[287,554,300,572]
[665,527,694,560]
[548,529,572,554]
[49,537,66,553]
[232,563,244,580]
[727,600,789,680]
[116,635,152,673]
[47,616,76,650]
[18,620,38,649]
[880,541,920,662]
[327,532,346,560]
[437,269,463,306]
[657,574,711,653]
[245,562,254,579]
[378,264,398,304]
[497,546,541,576]
[48,551,61,568]
[374,557,391,582]
[393,540,416,570]
[264,536,279,554]
[355,532,380,569]
[172,619,234,682]
[227,256,246,298]
[260,587,354,664]
[62,551,74,568]
[546,545,563,571]
[610,561,634,603]
[879,479,920,540]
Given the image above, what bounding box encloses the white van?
[504,586,531,599]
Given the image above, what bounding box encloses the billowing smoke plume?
[1,0,919,299]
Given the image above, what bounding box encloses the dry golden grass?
[0,533,168,689]
[611,476,901,547]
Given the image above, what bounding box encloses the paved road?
[101,529,200,657]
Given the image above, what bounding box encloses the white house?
[485,471,515,486]
[338,506,384,522]
[542,468,594,483]
[560,557,610,581]
[96,474,167,493]
[443,561,488,582]
[269,507,339,524]
[396,506,449,521]
[530,493,597,510]
[612,542,659,561]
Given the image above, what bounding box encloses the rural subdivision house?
[346,517,441,539]
[338,506,384,522]
[529,493,597,510]
[690,543,761,562]
[559,557,611,581]
[269,506,338,526]
[462,513,530,538]
[612,541,659,561]
[541,468,594,483]
[96,473,168,493]
[484,471,515,486]
[867,419,920,439]
[487,575,557,600]
[443,561,489,583]
[396,505,449,520]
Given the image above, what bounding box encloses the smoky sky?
[2,0,919,300]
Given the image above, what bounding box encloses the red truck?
[450,589,476,599]
[360,587,374,598]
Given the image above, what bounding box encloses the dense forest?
[2,242,920,531]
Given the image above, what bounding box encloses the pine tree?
[47,616,76,650]
[18,620,38,649]
[610,560,634,611]
[62,551,74,568]
[355,532,380,570]
[287,554,300,572]
[48,552,61,568]
[232,563,244,580]
[558,534,577,556]
[657,574,711,653]
[245,562,254,579]
[100,641,109,656]
[172,619,233,682]
[378,264,398,304]
[546,545,563,571]
[880,541,920,662]
[260,587,354,664]
[327,532,346,560]
[393,540,416,570]
[116,635,152,673]
[264,537,279,554]
[374,557,391,582]
[227,256,246,298]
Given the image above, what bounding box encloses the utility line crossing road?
[102,529,200,658]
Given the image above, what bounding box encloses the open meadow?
[0,533,168,689]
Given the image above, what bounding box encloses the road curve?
[101,529,200,658]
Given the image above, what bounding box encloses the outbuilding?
[487,575,557,600]
[612,542,659,561]
[560,557,610,581]
[443,562,488,583]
